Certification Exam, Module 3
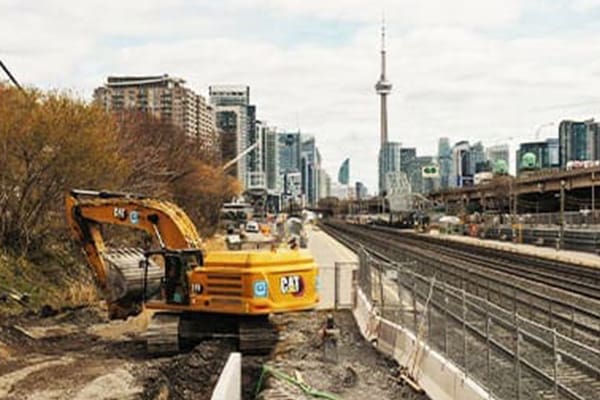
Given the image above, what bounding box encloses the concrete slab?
[211,353,241,400]
[306,226,358,310]
[427,230,600,270]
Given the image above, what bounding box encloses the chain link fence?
[356,247,600,400]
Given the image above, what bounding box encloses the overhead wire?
[0,59,24,92]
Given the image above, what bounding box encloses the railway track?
[321,221,600,346]
[324,221,600,400]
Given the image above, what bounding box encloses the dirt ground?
[0,306,429,400]
[257,311,430,400]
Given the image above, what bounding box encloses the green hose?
[254,364,340,400]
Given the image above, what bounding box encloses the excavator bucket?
[102,247,163,303]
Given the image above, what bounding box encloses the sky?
[3,0,600,191]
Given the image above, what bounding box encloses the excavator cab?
[140,249,203,306]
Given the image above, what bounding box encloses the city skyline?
[3,1,600,190]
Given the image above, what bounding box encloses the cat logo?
[113,207,127,220]
[280,275,304,297]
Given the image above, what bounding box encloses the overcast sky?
[3,0,600,191]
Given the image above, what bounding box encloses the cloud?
[2,0,600,191]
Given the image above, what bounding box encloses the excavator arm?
[65,189,203,318]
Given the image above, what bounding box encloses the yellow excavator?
[65,189,319,354]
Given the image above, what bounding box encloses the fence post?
[462,289,468,375]
[512,284,517,318]
[427,284,432,340]
[378,264,385,316]
[486,313,491,397]
[515,314,521,400]
[412,274,418,332]
[443,282,448,354]
[334,262,340,311]
[570,306,575,339]
[548,301,553,329]
[552,329,558,399]
[398,265,405,326]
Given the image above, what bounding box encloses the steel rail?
[321,221,600,341]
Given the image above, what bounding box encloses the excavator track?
[145,313,279,355]
[238,316,279,354]
[146,312,180,355]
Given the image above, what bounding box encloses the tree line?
[0,84,240,256]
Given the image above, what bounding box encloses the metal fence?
[357,248,600,400]
[488,211,600,227]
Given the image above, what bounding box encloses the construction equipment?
[65,189,319,354]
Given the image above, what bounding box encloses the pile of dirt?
[139,339,236,400]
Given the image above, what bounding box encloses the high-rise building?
[318,169,332,200]
[209,85,256,188]
[197,96,218,154]
[338,158,350,185]
[485,144,509,165]
[93,75,217,151]
[400,147,418,192]
[282,171,303,207]
[375,20,396,194]
[261,124,279,191]
[416,155,437,194]
[559,119,600,168]
[330,182,353,200]
[437,137,452,190]
[355,181,368,200]
[245,106,261,189]
[517,138,560,175]
[278,132,302,173]
[485,144,509,173]
[379,142,402,194]
[469,141,486,176]
[301,135,321,207]
[450,141,471,187]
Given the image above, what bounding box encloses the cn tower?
[375,20,392,146]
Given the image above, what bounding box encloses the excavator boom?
[65,189,202,318]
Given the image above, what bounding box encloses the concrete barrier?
[353,289,495,400]
[318,262,358,310]
[211,352,241,400]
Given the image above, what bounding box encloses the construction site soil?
[0,305,429,400]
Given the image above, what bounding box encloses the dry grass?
[58,282,99,308]
[0,250,99,316]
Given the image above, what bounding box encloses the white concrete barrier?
[211,352,241,400]
[318,262,358,310]
[353,289,495,400]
